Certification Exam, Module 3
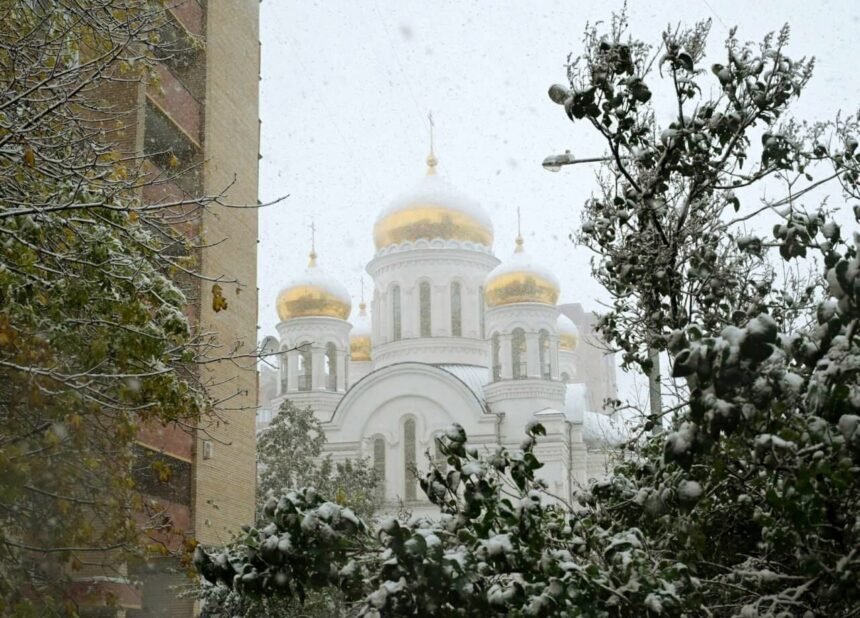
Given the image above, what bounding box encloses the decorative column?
[311,345,325,391]
[336,351,347,392]
[434,282,447,336]
[402,286,416,339]
[287,349,298,393]
[462,286,477,338]
[526,332,541,378]
[549,338,561,380]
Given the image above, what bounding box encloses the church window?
[403,418,417,501]
[491,333,501,382]
[512,328,527,379]
[298,345,312,391]
[479,286,486,339]
[392,285,402,341]
[539,329,551,379]
[325,342,337,391]
[373,437,385,503]
[433,434,448,473]
[419,281,431,337]
[450,282,462,336]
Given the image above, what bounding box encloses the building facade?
[90,2,260,615]
[260,154,621,513]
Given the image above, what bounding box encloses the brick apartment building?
[84,2,261,615]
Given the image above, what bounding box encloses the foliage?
[233,399,380,616]
[196,14,860,618]
[0,1,234,614]
[257,399,381,521]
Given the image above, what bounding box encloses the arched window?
[479,286,486,339]
[512,328,527,379]
[392,285,402,341]
[450,282,462,336]
[279,346,288,394]
[404,418,417,501]
[419,281,431,337]
[373,437,386,503]
[298,344,312,391]
[539,329,551,379]
[491,333,501,382]
[325,342,337,391]
[561,371,571,384]
[433,433,448,473]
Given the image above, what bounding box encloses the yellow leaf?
[23,145,35,167]
[211,284,228,313]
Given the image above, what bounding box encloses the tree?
[257,399,380,522]
[234,399,381,616]
[0,2,249,614]
[195,15,860,617]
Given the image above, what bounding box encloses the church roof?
[436,364,488,403]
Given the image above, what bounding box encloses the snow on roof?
[436,364,488,403]
[583,410,628,448]
[484,242,561,292]
[377,172,493,233]
[277,259,352,306]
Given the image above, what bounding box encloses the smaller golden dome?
[276,253,351,322]
[484,237,560,307]
[350,302,372,362]
[557,314,579,351]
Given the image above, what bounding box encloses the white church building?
[259,152,622,511]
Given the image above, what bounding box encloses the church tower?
[274,244,352,420]
[482,231,566,425]
[367,152,499,367]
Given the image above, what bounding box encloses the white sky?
[257,0,860,350]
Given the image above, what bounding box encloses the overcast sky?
[257,0,860,350]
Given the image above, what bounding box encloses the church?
[258,151,623,512]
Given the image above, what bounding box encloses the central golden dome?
[484,237,560,307]
[373,156,494,250]
[276,252,352,322]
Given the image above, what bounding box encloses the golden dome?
[373,158,494,250]
[276,252,352,322]
[484,237,560,307]
[349,302,372,362]
[557,314,579,351]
